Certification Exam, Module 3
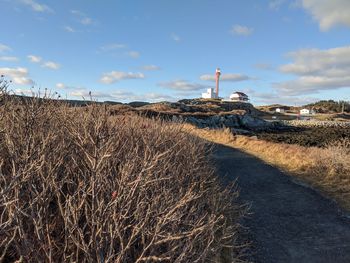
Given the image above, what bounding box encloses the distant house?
[275,108,285,113]
[230,92,249,102]
[300,108,310,115]
[202,88,218,99]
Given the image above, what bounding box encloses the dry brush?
[0,94,246,262]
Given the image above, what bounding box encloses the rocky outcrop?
[172,113,273,130]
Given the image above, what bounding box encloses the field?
[0,94,246,262]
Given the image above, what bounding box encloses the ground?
[213,144,350,263]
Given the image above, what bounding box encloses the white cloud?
[276,45,350,95]
[252,91,319,106]
[14,88,34,96]
[80,17,92,25]
[109,90,173,101]
[141,65,161,71]
[71,10,96,26]
[254,63,273,70]
[142,93,174,101]
[300,0,350,31]
[56,82,79,90]
[0,56,19,62]
[200,73,252,82]
[56,83,65,89]
[280,46,350,76]
[64,26,76,33]
[70,10,84,16]
[171,33,181,42]
[230,25,254,36]
[69,89,112,99]
[42,61,60,70]
[20,0,53,13]
[27,55,42,63]
[100,43,127,52]
[28,55,60,70]
[66,87,174,102]
[127,51,140,59]
[158,80,210,91]
[0,67,33,85]
[100,71,145,84]
[0,43,11,53]
[269,0,286,10]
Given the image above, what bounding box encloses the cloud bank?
[300,0,350,31]
[100,71,145,84]
[275,45,350,95]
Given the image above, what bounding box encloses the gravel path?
[213,145,350,263]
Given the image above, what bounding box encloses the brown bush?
[0,95,245,262]
[318,139,350,176]
[312,139,350,207]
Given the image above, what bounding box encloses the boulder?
[239,114,270,129]
[224,115,240,127]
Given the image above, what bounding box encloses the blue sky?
[1,0,350,105]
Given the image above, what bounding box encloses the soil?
[213,144,350,262]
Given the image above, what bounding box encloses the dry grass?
[0,89,247,262]
[184,124,350,210]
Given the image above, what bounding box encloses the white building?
[230,92,249,102]
[300,108,310,115]
[202,88,218,99]
[275,108,285,113]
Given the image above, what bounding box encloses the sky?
[1,0,350,105]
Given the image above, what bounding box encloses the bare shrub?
[0,95,245,262]
[314,139,350,183]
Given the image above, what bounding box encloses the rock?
[232,128,255,136]
[185,116,198,125]
[172,115,184,123]
[178,104,191,112]
[128,101,150,108]
[240,114,270,129]
[224,115,240,127]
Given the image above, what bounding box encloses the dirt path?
[213,145,350,263]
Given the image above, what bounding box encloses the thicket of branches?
[0,88,245,262]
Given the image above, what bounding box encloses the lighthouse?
[215,68,221,98]
[201,68,222,99]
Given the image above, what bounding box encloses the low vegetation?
[185,125,350,210]
[0,90,246,262]
[256,127,350,147]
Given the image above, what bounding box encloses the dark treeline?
[304,100,350,113]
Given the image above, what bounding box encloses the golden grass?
[184,124,350,211]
